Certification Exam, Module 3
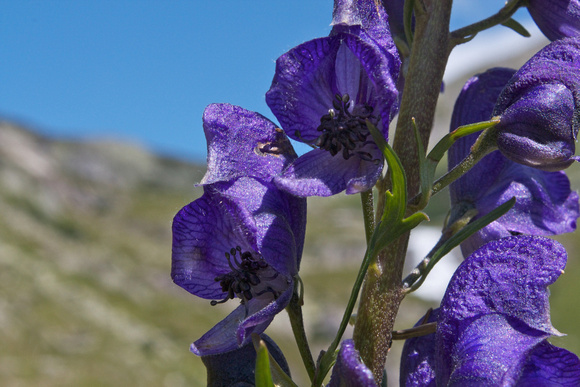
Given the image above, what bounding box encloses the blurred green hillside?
[1,116,579,387]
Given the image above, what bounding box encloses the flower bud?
[493,37,580,171]
[495,83,576,171]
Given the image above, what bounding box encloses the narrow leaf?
[254,339,275,387]
[408,197,516,292]
[501,18,531,37]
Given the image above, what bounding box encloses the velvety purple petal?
[400,309,439,387]
[437,236,567,382]
[236,285,293,347]
[171,186,259,299]
[266,32,398,142]
[332,0,400,74]
[202,334,290,386]
[190,285,292,356]
[443,314,548,386]
[273,144,383,197]
[217,177,305,275]
[493,38,580,171]
[516,341,580,386]
[475,164,579,236]
[200,103,296,185]
[328,339,377,387]
[496,83,576,171]
[528,0,580,41]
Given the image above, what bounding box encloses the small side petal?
[191,285,292,357]
[329,339,377,387]
[274,145,383,197]
[171,187,259,299]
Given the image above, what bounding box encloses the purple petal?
[493,38,580,171]
[266,33,398,142]
[328,339,377,387]
[171,186,259,299]
[443,314,548,386]
[191,285,293,356]
[217,178,306,275]
[274,145,383,197]
[516,341,580,385]
[332,0,400,72]
[437,236,567,382]
[400,309,439,387]
[172,178,303,298]
[496,83,576,171]
[200,103,296,185]
[528,0,580,41]
[475,164,579,236]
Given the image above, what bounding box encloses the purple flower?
[328,339,377,387]
[401,235,580,386]
[266,0,400,197]
[449,68,579,257]
[493,38,580,171]
[172,104,306,356]
[527,0,580,41]
[202,334,290,386]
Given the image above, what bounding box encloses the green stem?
[286,279,315,382]
[360,190,375,245]
[450,0,525,46]
[430,127,498,197]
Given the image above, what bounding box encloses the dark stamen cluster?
[315,93,377,161]
[211,246,271,306]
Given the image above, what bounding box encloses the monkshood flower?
[202,334,290,386]
[328,339,377,387]
[449,68,579,257]
[492,37,580,171]
[527,0,580,41]
[266,0,400,196]
[401,235,580,386]
[172,104,306,356]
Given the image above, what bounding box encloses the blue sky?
[1,1,533,162]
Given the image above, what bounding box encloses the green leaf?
[428,118,500,167]
[252,334,297,387]
[254,336,275,387]
[366,121,428,255]
[501,18,531,37]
